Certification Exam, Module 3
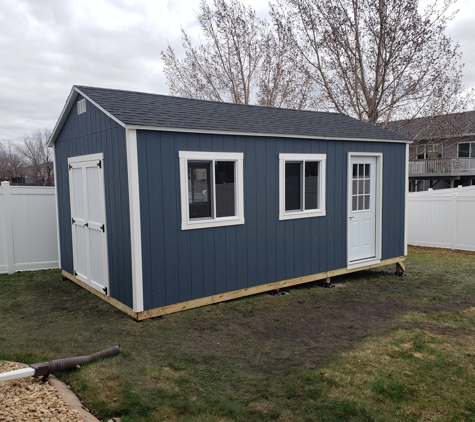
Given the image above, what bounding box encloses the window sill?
[181,217,245,230]
[279,210,326,221]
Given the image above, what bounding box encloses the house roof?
[50,85,411,145]
[387,111,475,141]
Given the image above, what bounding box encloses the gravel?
[0,361,84,422]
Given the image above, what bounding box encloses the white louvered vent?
[77,99,86,115]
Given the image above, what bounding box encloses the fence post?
[450,193,458,250]
[1,182,14,274]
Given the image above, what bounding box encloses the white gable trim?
[48,86,126,147]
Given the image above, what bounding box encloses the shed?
[49,85,410,320]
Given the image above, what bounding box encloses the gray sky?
[1,0,474,142]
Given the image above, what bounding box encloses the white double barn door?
[68,154,109,294]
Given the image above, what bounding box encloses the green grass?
[1,246,475,421]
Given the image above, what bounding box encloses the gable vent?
[77,99,86,115]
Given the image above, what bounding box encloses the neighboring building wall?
[54,95,133,307]
[137,130,406,310]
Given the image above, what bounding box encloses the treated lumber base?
[62,256,405,321]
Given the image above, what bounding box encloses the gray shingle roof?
[75,85,410,142]
[387,111,475,140]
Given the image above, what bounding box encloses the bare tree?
[0,141,25,183]
[15,129,54,186]
[270,0,473,127]
[161,0,310,109]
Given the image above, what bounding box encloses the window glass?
[352,163,371,211]
[188,162,211,219]
[215,161,235,218]
[305,161,319,210]
[285,162,301,211]
[458,143,469,158]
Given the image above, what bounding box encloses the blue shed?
[49,86,410,320]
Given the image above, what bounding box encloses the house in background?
[390,111,475,191]
[49,85,410,320]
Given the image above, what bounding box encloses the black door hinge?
[84,223,88,227]
[74,271,78,277]
[72,218,75,224]
[97,160,102,169]
[100,224,105,232]
[103,287,107,295]
[69,164,72,170]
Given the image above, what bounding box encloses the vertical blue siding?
[54,95,133,308]
[137,130,406,310]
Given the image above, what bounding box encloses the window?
[77,99,86,115]
[279,153,326,220]
[179,151,244,230]
[351,163,371,211]
[458,142,475,158]
[416,143,442,159]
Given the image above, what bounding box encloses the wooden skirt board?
[62,256,405,321]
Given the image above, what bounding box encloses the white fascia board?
[126,128,144,312]
[48,87,79,147]
[48,86,125,147]
[74,87,125,128]
[125,125,412,144]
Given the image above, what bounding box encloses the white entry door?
[68,153,109,294]
[348,155,379,265]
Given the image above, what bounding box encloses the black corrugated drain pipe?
[0,345,122,382]
[30,345,121,380]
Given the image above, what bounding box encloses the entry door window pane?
[305,161,319,210]
[188,162,211,219]
[352,163,371,211]
[285,162,301,211]
[215,161,235,217]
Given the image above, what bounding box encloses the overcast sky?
[1,0,474,142]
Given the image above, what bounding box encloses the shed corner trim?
[126,128,144,312]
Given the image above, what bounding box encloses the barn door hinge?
[103,287,107,295]
[97,160,102,169]
[100,224,105,232]
[84,223,88,227]
[74,271,78,277]
[72,218,75,224]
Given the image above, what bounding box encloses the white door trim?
[347,152,383,269]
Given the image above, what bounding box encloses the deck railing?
[409,157,475,176]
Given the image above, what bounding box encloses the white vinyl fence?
[0,182,58,274]
[407,185,475,251]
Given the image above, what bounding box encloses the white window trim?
[279,153,326,220]
[179,151,244,230]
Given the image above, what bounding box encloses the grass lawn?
[1,246,475,421]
